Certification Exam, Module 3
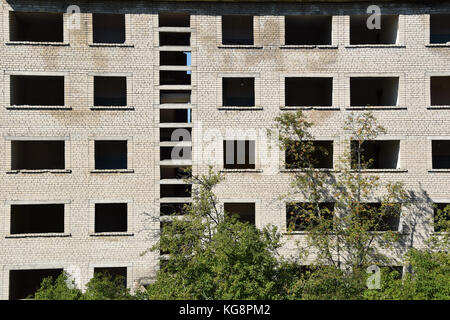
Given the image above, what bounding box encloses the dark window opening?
[9,11,63,42]
[431,76,450,106]
[95,203,127,233]
[160,51,190,66]
[11,75,64,106]
[93,13,125,44]
[285,15,332,45]
[433,203,450,232]
[159,12,190,27]
[222,78,255,107]
[94,76,126,106]
[430,14,450,44]
[160,71,191,85]
[222,15,253,45]
[350,15,398,45]
[94,267,127,287]
[285,77,332,107]
[160,128,192,142]
[160,90,191,104]
[224,203,255,224]
[223,140,255,169]
[358,203,401,231]
[160,146,192,161]
[11,140,65,170]
[160,166,191,179]
[432,140,450,169]
[386,266,403,279]
[9,269,63,300]
[160,184,192,198]
[159,32,190,46]
[160,109,191,123]
[285,140,333,169]
[351,140,400,169]
[286,202,334,232]
[160,203,189,216]
[95,140,127,170]
[350,77,399,106]
[11,204,64,234]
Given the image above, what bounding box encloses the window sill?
[5,41,69,46]
[345,106,406,110]
[280,45,338,49]
[345,44,406,48]
[428,169,450,172]
[89,232,134,237]
[220,168,263,173]
[90,106,134,111]
[280,106,339,111]
[426,43,450,48]
[6,233,71,238]
[427,106,450,110]
[218,106,263,111]
[89,43,134,48]
[90,169,134,174]
[7,169,71,174]
[218,44,263,49]
[280,168,335,173]
[6,106,71,110]
[350,169,408,173]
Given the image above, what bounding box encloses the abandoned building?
[1,0,450,299]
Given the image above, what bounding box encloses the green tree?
[271,111,408,298]
[146,167,299,299]
[34,272,82,300]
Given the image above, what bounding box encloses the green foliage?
[147,168,299,300]
[34,272,82,300]
[34,271,136,300]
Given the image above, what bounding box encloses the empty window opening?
[93,13,125,44]
[94,267,127,287]
[431,76,450,106]
[222,15,253,45]
[430,14,450,44]
[159,32,190,46]
[11,140,65,170]
[94,76,126,106]
[285,77,332,107]
[160,109,191,123]
[433,203,450,232]
[160,203,189,216]
[358,203,401,231]
[432,140,450,169]
[160,71,191,85]
[285,15,332,45]
[160,146,192,161]
[95,140,127,170]
[222,78,255,107]
[95,203,127,233]
[9,11,63,42]
[223,140,255,169]
[351,140,400,169]
[159,12,190,27]
[11,75,64,106]
[160,128,192,142]
[160,51,190,66]
[160,90,191,104]
[11,204,64,234]
[224,203,255,224]
[387,266,403,279]
[160,166,191,179]
[285,140,333,169]
[286,202,334,232]
[350,77,399,106]
[160,184,192,198]
[350,15,398,45]
[9,269,63,300]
